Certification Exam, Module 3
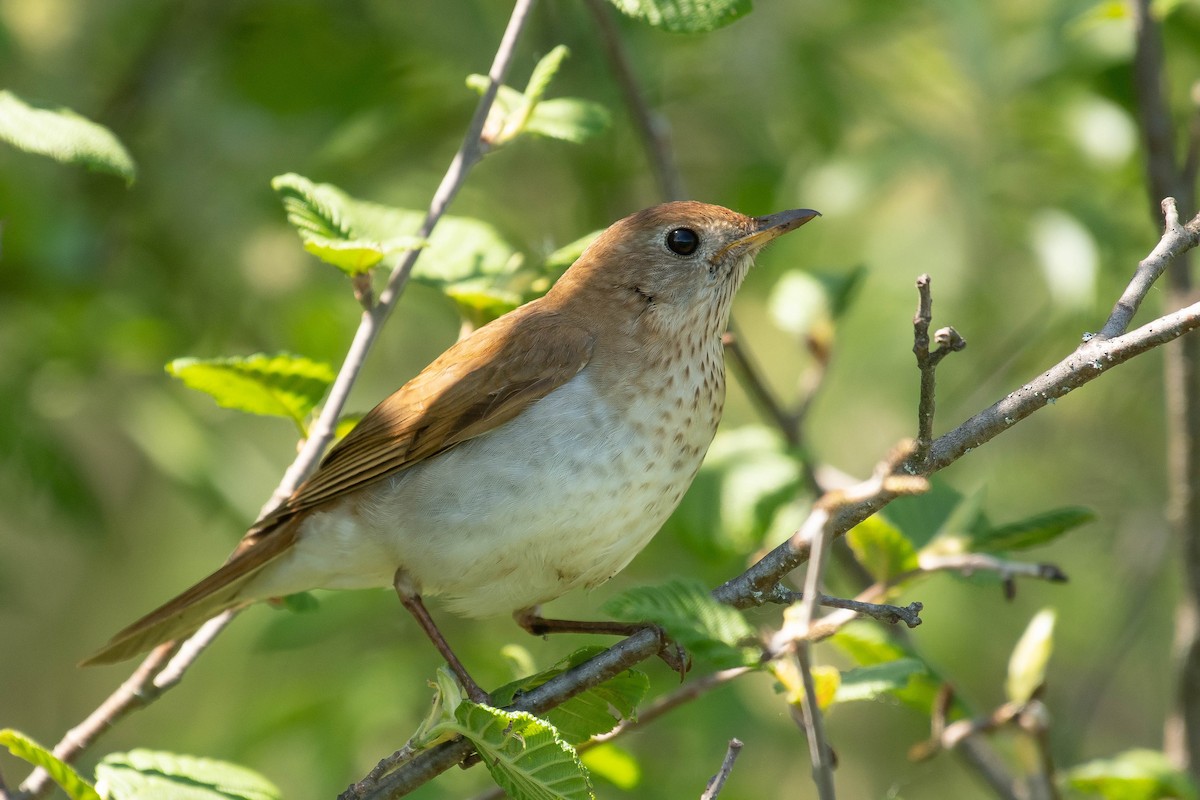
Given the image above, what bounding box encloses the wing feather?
[255,306,594,529]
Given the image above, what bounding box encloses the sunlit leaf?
[581,744,641,790]
[524,46,571,106]
[271,173,424,275]
[1064,748,1198,800]
[846,516,920,584]
[490,647,648,744]
[606,0,753,32]
[444,282,524,329]
[95,750,280,800]
[525,99,612,144]
[834,659,927,704]
[438,703,593,800]
[667,426,804,559]
[0,90,136,182]
[1006,608,1056,704]
[166,353,334,433]
[604,580,759,669]
[0,729,100,800]
[971,507,1095,553]
[771,658,839,709]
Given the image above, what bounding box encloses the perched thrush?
[83,201,819,696]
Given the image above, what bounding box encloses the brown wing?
[246,304,595,538]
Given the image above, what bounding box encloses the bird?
[82,200,819,699]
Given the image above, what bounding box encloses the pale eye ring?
[666,227,700,255]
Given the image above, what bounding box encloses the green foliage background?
[2,0,1198,797]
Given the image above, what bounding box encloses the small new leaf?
[95,750,280,800]
[0,90,136,183]
[1064,748,1199,800]
[525,98,612,144]
[524,46,571,106]
[606,0,753,33]
[167,353,334,434]
[1006,608,1057,705]
[846,516,920,584]
[0,729,100,800]
[603,580,759,669]
[437,703,593,800]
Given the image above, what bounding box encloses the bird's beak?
[717,208,821,258]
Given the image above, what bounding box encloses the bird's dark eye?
[666,227,700,256]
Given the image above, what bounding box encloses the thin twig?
[582,0,684,201]
[1018,701,1060,800]
[912,275,966,463]
[764,588,923,627]
[15,3,538,798]
[588,667,751,746]
[700,738,744,800]
[795,646,837,799]
[1100,198,1192,338]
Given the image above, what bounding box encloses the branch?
[1100,198,1198,338]
[765,589,923,628]
[1132,0,1190,218]
[700,738,744,800]
[15,3,540,797]
[912,274,966,463]
[582,0,684,201]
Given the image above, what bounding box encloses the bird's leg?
[393,569,489,704]
[514,607,691,677]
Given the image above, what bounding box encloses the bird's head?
[551,201,819,339]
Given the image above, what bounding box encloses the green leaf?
[271,173,425,275]
[166,353,334,433]
[524,46,571,106]
[443,282,524,329]
[603,580,759,669]
[667,426,804,559]
[525,99,612,144]
[845,516,920,584]
[971,507,1095,553]
[833,658,927,704]
[275,175,524,316]
[881,479,969,550]
[1064,749,1199,800]
[0,90,136,183]
[1006,608,1056,704]
[0,729,100,800]
[279,592,319,613]
[831,623,958,717]
[581,744,641,790]
[438,703,593,800]
[490,647,649,744]
[95,750,280,800]
[544,231,601,271]
[606,0,753,33]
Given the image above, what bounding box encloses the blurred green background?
[2,0,1198,797]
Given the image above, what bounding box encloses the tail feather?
[81,518,300,666]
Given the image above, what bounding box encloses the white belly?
[249,367,721,616]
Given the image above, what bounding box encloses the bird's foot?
[514,608,691,679]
